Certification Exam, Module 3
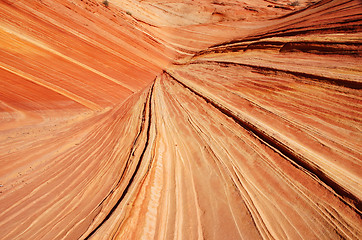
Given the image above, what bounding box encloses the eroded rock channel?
[0,0,361,239]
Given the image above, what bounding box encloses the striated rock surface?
[0,0,361,239]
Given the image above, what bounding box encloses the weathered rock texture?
[0,0,361,239]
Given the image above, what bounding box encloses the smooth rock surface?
[0,0,361,239]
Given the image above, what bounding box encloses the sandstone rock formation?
[0,0,361,239]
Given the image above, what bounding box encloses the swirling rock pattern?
[0,0,361,239]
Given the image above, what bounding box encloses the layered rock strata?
[0,0,361,239]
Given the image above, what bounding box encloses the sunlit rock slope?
[0,0,361,239]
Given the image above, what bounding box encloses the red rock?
[0,0,361,239]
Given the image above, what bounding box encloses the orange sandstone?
[0,0,361,239]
